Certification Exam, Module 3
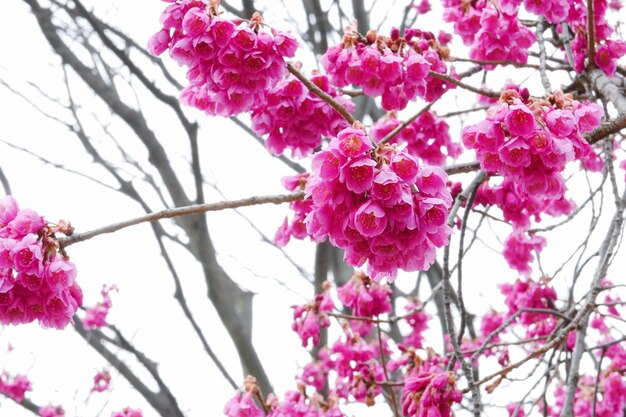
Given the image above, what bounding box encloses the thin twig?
[428,71,501,98]
[536,18,552,95]
[60,192,305,247]
[287,63,356,125]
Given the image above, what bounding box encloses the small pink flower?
[340,157,376,193]
[91,369,111,393]
[505,103,536,136]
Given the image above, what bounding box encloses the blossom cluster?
[401,299,430,349]
[463,86,602,199]
[443,0,535,66]
[0,371,31,402]
[322,25,455,111]
[225,378,344,417]
[82,284,117,331]
[401,371,462,417]
[303,126,452,281]
[464,86,602,273]
[549,373,626,417]
[148,1,297,117]
[274,173,312,247]
[370,111,462,165]
[91,369,111,393]
[563,0,626,76]
[474,176,575,274]
[250,72,355,157]
[329,331,386,402]
[337,271,392,336]
[291,281,334,347]
[444,0,626,75]
[0,196,82,329]
[500,277,558,339]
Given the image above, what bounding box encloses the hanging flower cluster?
[82,284,117,331]
[148,0,297,117]
[0,196,82,329]
[500,277,558,339]
[301,125,452,281]
[443,0,535,66]
[462,86,603,200]
[291,281,334,347]
[0,371,31,402]
[322,25,455,111]
[401,371,462,417]
[251,72,355,157]
[337,271,392,337]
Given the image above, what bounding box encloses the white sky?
[0,1,625,417]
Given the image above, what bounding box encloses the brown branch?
[428,71,501,98]
[586,114,626,144]
[377,103,433,145]
[587,0,596,68]
[60,192,304,248]
[287,63,356,125]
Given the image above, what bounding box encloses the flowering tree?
[1,0,626,417]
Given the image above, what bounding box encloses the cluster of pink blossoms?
[0,196,82,329]
[337,271,392,337]
[39,405,65,417]
[445,0,625,74]
[299,125,452,281]
[443,0,535,66]
[82,284,117,331]
[225,377,343,417]
[559,0,626,76]
[549,373,626,417]
[291,281,334,347]
[322,26,455,111]
[474,176,576,274]
[465,86,602,273]
[370,111,462,166]
[463,86,603,199]
[0,371,31,402]
[401,299,430,349]
[500,277,558,339]
[250,71,355,157]
[91,369,111,393]
[401,371,462,417]
[148,0,297,117]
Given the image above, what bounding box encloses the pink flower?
[45,256,77,293]
[354,201,387,237]
[505,103,536,136]
[0,196,18,229]
[333,128,373,158]
[224,391,264,417]
[11,234,43,274]
[291,282,334,347]
[502,232,546,275]
[91,369,111,393]
[340,157,376,193]
[0,372,32,402]
[401,371,461,417]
